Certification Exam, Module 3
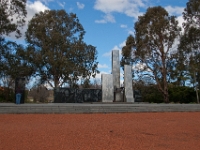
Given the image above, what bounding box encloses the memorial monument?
[101,50,134,102]
[54,49,135,103]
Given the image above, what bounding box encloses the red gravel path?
[0,112,200,150]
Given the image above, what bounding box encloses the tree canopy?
[0,0,27,80]
[183,0,200,30]
[120,35,135,70]
[25,9,99,88]
[121,6,181,103]
[178,0,200,103]
[0,0,27,38]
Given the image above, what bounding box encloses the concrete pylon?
[124,65,134,102]
[101,74,114,102]
[112,50,121,102]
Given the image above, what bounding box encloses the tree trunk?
[163,87,169,103]
[162,53,169,103]
[193,72,199,104]
[54,76,59,88]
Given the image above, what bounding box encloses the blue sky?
[10,0,188,81]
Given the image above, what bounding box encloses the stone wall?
[54,88,102,103]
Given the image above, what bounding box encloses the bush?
[135,84,163,103]
[28,86,49,103]
[0,87,15,102]
[134,83,197,103]
[168,86,196,103]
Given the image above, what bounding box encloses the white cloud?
[103,51,111,57]
[177,15,185,29]
[25,1,49,33]
[120,72,124,86]
[40,0,54,5]
[69,7,74,12]
[102,45,120,59]
[58,2,65,8]
[113,45,120,50]
[132,63,145,70]
[27,1,49,13]
[98,64,109,69]
[128,30,135,36]
[120,24,127,28]
[7,1,49,41]
[94,0,146,20]
[119,40,126,48]
[103,41,125,58]
[95,19,107,24]
[95,13,116,23]
[113,41,125,51]
[165,6,184,16]
[95,71,110,79]
[77,2,85,9]
[164,6,185,31]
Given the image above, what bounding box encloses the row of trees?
[0,1,99,89]
[121,0,200,103]
[1,0,199,103]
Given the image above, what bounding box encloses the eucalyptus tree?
[133,6,181,103]
[178,0,200,103]
[0,0,27,79]
[120,35,135,69]
[2,42,34,78]
[0,0,27,38]
[120,35,136,80]
[25,10,99,88]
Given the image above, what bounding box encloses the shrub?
[168,86,196,103]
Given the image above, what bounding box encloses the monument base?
[102,74,114,102]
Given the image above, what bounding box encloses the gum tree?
[25,10,99,88]
[0,0,27,79]
[133,6,181,103]
[178,0,200,103]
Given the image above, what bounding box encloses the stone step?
[0,103,200,114]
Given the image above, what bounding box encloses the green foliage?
[141,85,163,103]
[178,0,200,103]
[120,35,135,70]
[0,0,27,38]
[28,86,50,103]
[135,83,197,103]
[132,6,181,103]
[0,87,15,102]
[183,0,200,30]
[0,0,28,80]
[180,0,200,75]
[82,78,91,88]
[168,85,196,103]
[1,41,34,79]
[25,10,99,88]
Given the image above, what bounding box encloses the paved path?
[0,103,200,114]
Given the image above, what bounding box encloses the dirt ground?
[0,112,200,150]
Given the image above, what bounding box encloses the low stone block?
[101,74,114,102]
[124,65,134,102]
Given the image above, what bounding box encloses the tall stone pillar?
[101,74,114,102]
[124,65,134,102]
[112,50,121,102]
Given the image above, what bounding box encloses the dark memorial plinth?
[15,77,25,104]
[54,88,102,103]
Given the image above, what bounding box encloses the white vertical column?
[112,50,121,102]
[101,74,113,102]
[124,65,134,102]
